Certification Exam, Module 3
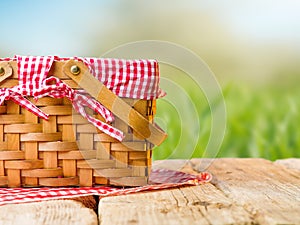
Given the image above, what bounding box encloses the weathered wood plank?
[275,158,300,172]
[0,200,97,225]
[156,158,300,225]
[98,158,300,225]
[203,158,300,225]
[99,184,253,225]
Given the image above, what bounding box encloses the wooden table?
[99,158,300,225]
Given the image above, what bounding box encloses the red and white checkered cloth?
[0,168,212,206]
[0,55,163,141]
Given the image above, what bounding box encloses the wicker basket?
[0,56,166,187]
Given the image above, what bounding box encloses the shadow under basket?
[0,57,164,187]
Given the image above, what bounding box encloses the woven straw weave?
[0,62,155,187]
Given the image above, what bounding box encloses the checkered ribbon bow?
[0,56,124,140]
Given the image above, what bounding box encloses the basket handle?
[0,61,13,83]
[63,59,167,146]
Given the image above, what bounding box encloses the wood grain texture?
[62,159,77,177]
[5,160,44,169]
[21,168,63,178]
[77,159,115,169]
[20,132,62,142]
[109,176,147,187]
[4,124,42,133]
[39,177,79,187]
[98,158,300,225]
[79,169,93,186]
[0,115,24,124]
[0,200,98,225]
[275,158,300,172]
[39,141,78,151]
[0,175,7,186]
[40,105,73,115]
[58,150,96,160]
[0,151,24,160]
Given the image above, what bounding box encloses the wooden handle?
[63,59,167,146]
[0,61,13,83]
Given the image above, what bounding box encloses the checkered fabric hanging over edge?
[0,55,162,141]
[0,55,161,99]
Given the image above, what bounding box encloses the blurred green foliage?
[218,84,300,160]
[153,70,300,161]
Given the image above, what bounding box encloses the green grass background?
[153,66,300,161]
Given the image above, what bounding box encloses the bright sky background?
[1,0,300,56]
[202,0,300,42]
[1,0,300,87]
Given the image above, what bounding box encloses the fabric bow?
[0,55,124,141]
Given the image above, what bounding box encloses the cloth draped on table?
[0,168,212,206]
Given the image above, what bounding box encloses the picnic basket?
[0,56,167,187]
